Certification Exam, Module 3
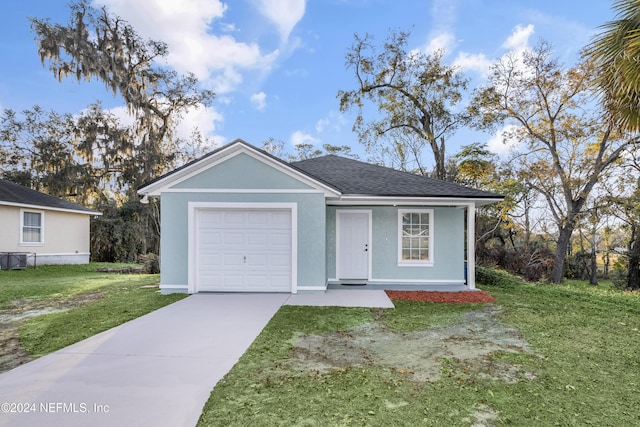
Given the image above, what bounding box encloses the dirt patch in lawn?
[288,304,534,383]
[0,292,105,373]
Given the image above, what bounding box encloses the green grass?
[0,264,186,357]
[0,263,147,308]
[197,269,640,426]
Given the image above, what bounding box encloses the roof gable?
[138,139,340,196]
[291,155,502,200]
[0,179,101,215]
[171,152,315,190]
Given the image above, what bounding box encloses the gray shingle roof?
[0,179,100,214]
[291,155,501,199]
[139,139,503,201]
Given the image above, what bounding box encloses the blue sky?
[0,0,615,166]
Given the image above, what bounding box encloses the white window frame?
[397,208,433,266]
[20,209,45,246]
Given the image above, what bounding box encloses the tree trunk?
[590,245,598,286]
[551,224,574,283]
[589,228,598,286]
[430,137,446,181]
[628,224,640,290]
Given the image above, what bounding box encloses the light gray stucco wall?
[172,153,313,190]
[326,206,465,285]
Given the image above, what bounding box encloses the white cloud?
[257,0,306,42]
[175,105,224,141]
[487,124,522,156]
[104,103,224,143]
[315,118,329,134]
[250,92,267,111]
[423,0,459,55]
[96,0,281,94]
[502,24,535,53]
[452,52,492,76]
[290,130,319,146]
[315,110,346,133]
[424,32,456,54]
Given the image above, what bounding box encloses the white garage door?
[195,208,292,292]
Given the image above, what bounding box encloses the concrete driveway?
[0,290,393,427]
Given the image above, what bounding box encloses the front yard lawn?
[0,264,186,371]
[197,270,640,426]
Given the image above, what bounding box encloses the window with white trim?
[398,209,433,265]
[21,210,44,244]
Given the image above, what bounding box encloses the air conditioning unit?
[0,253,28,270]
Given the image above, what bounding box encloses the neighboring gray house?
[138,139,502,294]
[0,179,101,266]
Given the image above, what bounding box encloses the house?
[0,179,101,267]
[137,139,503,294]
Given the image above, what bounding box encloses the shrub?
[139,253,160,274]
[610,257,628,290]
[476,266,527,288]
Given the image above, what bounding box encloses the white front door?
[337,211,370,280]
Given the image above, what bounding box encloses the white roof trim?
[160,188,326,194]
[328,196,503,207]
[0,201,102,216]
[138,141,341,197]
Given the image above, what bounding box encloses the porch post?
[467,203,476,290]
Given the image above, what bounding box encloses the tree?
[0,106,86,201]
[338,29,469,180]
[261,138,359,162]
[585,0,640,289]
[471,42,639,283]
[586,0,640,132]
[605,153,640,290]
[30,0,215,190]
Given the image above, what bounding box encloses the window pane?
[23,227,41,243]
[402,237,411,249]
[399,211,431,263]
[22,212,42,243]
[24,212,41,227]
[420,237,429,249]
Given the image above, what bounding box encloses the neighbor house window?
[398,209,433,266]
[21,210,43,244]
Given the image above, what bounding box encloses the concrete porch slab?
[285,289,395,308]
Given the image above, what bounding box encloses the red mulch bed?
[385,290,495,303]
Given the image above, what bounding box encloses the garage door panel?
[199,210,222,226]
[247,233,268,246]
[244,253,266,267]
[269,254,291,268]
[199,253,222,267]
[269,232,291,247]
[271,211,291,225]
[222,253,244,267]
[222,231,245,246]
[247,211,269,225]
[195,208,292,292]
[222,211,244,225]
[199,230,221,245]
